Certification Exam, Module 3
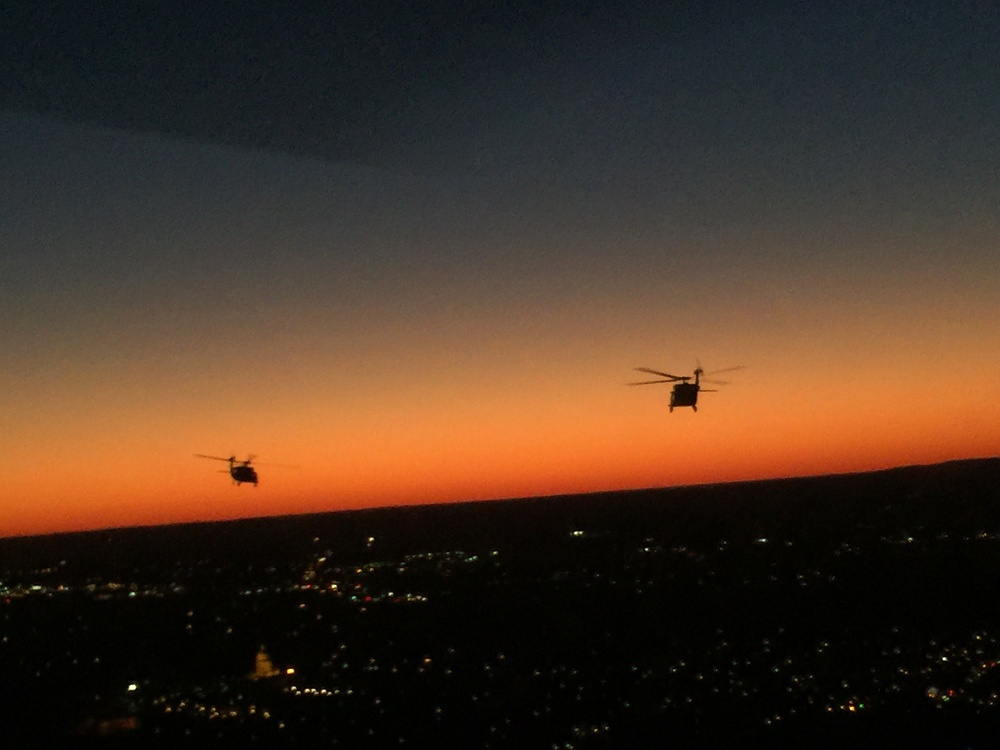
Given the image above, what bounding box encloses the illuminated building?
[250,646,281,680]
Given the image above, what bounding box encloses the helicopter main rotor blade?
[706,365,746,376]
[699,388,719,393]
[194,453,234,462]
[627,379,677,386]
[700,378,730,386]
[634,367,684,380]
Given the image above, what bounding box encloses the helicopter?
[195,454,259,486]
[628,365,743,412]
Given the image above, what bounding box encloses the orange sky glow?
[2,109,998,539]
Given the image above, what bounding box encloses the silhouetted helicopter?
[195,454,259,486]
[629,365,744,412]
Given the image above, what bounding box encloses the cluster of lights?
[286,685,353,697]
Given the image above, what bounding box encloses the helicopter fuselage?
[669,382,700,412]
[195,453,260,486]
[230,462,258,486]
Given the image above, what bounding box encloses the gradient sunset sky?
[2,1,998,537]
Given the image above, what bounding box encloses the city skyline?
[2,1,999,537]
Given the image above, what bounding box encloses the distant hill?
[1,457,998,575]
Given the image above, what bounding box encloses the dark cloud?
[1,2,751,169]
[3,1,996,221]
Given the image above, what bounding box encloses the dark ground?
[1,458,999,748]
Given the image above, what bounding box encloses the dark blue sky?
[4,1,996,299]
[5,1,997,186]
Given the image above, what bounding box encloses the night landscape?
[3,458,1000,747]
